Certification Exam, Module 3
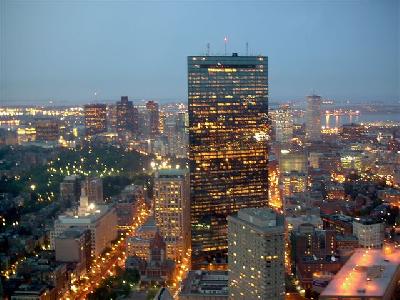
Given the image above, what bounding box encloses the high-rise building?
[59,175,81,205]
[146,100,160,138]
[281,171,307,198]
[228,208,285,300]
[163,114,189,158]
[154,169,190,261]
[87,177,103,204]
[274,105,293,145]
[279,150,308,174]
[305,94,322,142]
[34,119,60,142]
[116,96,137,135]
[268,156,282,209]
[106,104,117,132]
[84,104,107,136]
[188,54,269,269]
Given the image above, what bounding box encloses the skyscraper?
[228,208,285,300]
[154,169,190,261]
[305,94,322,142]
[146,100,160,138]
[116,96,137,135]
[34,119,61,142]
[188,54,269,269]
[274,104,293,145]
[87,177,104,204]
[84,104,107,136]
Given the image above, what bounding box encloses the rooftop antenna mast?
[224,36,228,55]
[206,42,210,56]
[246,42,249,56]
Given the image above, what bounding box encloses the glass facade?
[188,55,269,269]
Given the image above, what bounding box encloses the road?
[62,202,150,300]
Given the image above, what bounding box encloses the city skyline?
[1,1,400,299]
[1,0,399,105]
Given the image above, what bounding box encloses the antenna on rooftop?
[224,36,228,55]
[206,42,210,56]
[246,42,249,56]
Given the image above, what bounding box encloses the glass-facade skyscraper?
[188,54,269,269]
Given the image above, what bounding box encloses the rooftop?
[156,168,188,178]
[180,270,228,297]
[64,175,80,181]
[320,247,400,297]
[323,214,353,223]
[57,204,112,224]
[353,217,383,226]
[136,216,157,233]
[233,207,285,230]
[57,228,88,239]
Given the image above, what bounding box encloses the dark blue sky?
[1,0,399,105]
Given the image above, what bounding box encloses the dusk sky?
[1,0,399,105]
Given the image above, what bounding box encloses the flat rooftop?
[353,217,383,225]
[180,270,228,297]
[57,204,112,224]
[232,207,285,230]
[57,228,88,239]
[156,168,188,178]
[136,216,157,233]
[320,248,400,297]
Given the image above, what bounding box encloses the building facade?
[188,54,269,269]
[353,218,384,248]
[84,104,107,136]
[146,101,160,138]
[274,105,293,145]
[87,177,103,204]
[34,119,60,142]
[116,96,137,135]
[228,208,285,300]
[59,175,81,205]
[55,228,91,273]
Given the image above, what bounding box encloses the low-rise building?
[335,234,359,257]
[126,232,175,285]
[126,216,158,260]
[115,185,145,229]
[322,214,354,235]
[16,253,68,298]
[55,228,91,274]
[353,218,384,248]
[51,190,117,256]
[320,247,400,300]
[11,284,57,300]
